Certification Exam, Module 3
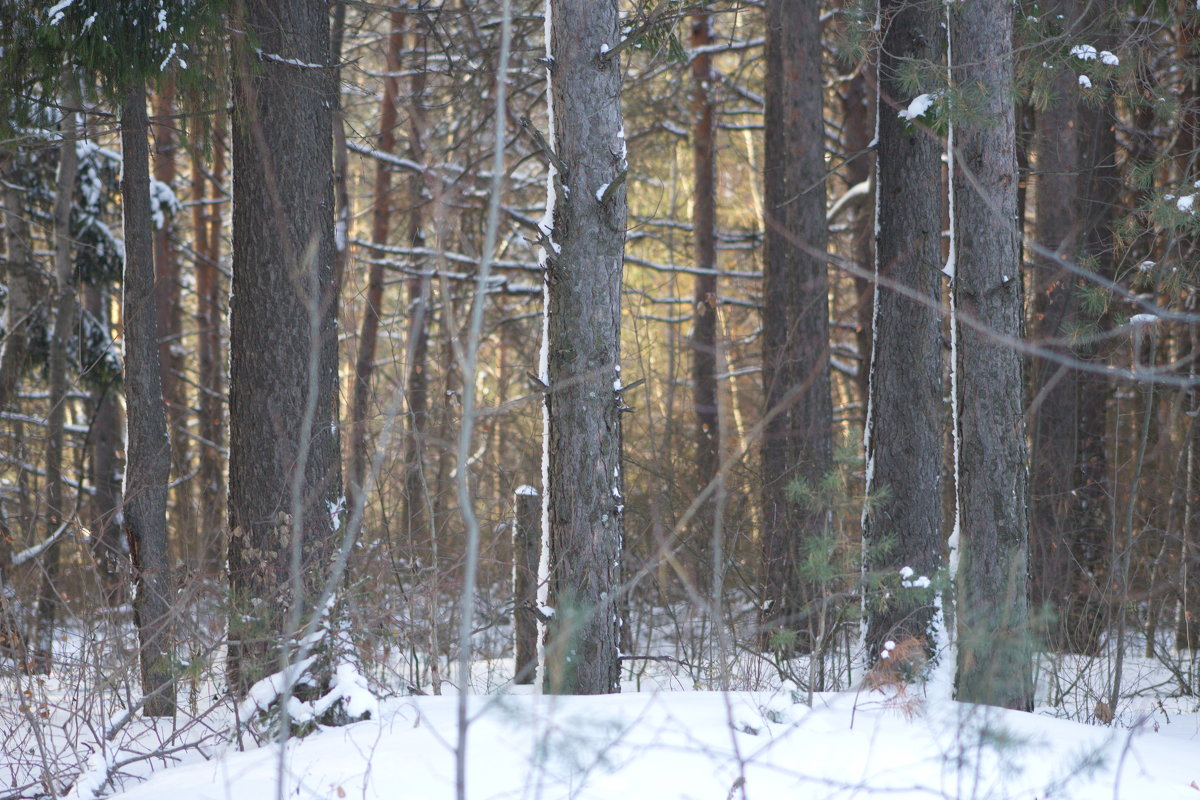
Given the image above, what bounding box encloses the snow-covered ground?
[5,616,1199,800]
[104,686,1199,800]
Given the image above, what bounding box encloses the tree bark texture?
[759,0,833,653]
[864,0,945,664]
[543,0,627,695]
[513,487,540,684]
[228,0,342,694]
[121,80,176,715]
[951,0,1033,711]
[689,9,719,592]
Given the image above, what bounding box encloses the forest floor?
[4,620,1199,800]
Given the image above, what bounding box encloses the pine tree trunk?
[228,0,343,694]
[352,11,403,502]
[951,0,1033,710]
[835,64,874,407]
[193,124,227,579]
[153,81,193,563]
[689,8,719,595]
[403,41,432,556]
[864,0,945,663]
[86,284,125,606]
[542,0,627,695]
[759,0,833,655]
[121,78,176,715]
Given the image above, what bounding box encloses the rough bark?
[513,487,540,684]
[228,0,343,694]
[543,0,627,695]
[121,79,176,715]
[863,0,945,664]
[951,0,1033,710]
[689,8,719,594]
[759,0,833,654]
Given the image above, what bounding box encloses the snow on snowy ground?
[104,687,1200,800]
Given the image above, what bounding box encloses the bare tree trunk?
[153,80,193,563]
[403,31,432,552]
[542,0,627,695]
[351,11,403,502]
[863,0,945,664]
[951,0,1032,710]
[835,61,874,407]
[86,284,125,606]
[228,0,342,694]
[121,78,176,716]
[759,0,833,655]
[688,8,719,595]
[330,0,351,301]
[1028,1,1081,653]
[193,123,227,578]
[32,104,79,675]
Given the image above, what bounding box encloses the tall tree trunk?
[403,46,432,551]
[951,0,1032,710]
[121,78,176,716]
[86,284,125,606]
[835,62,874,407]
[153,80,192,562]
[330,0,350,301]
[689,7,719,595]
[759,0,833,654]
[228,0,342,694]
[32,104,79,675]
[1028,3,1082,653]
[542,0,627,695]
[1029,5,1116,657]
[193,123,227,578]
[863,0,945,664]
[351,11,403,503]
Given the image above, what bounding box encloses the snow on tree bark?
[542,0,627,695]
[864,0,945,666]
